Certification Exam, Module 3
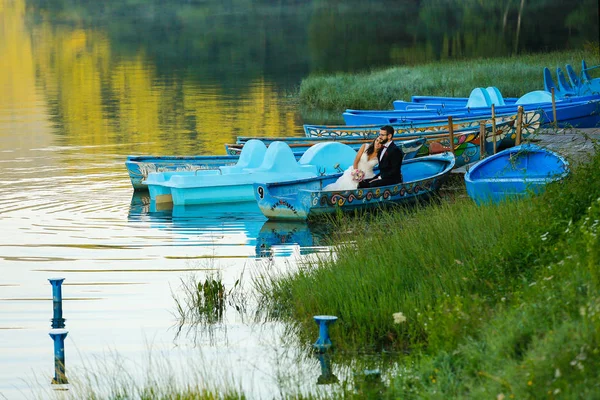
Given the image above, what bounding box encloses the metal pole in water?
[49,329,69,384]
[48,278,66,329]
[313,315,338,352]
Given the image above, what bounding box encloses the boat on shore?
[344,88,600,128]
[465,144,570,205]
[303,110,525,138]
[253,152,455,220]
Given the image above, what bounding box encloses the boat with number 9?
[253,152,456,220]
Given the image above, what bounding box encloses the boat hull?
[171,183,257,206]
[254,153,456,220]
[465,144,570,205]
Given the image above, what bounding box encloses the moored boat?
[149,141,359,206]
[304,110,522,138]
[253,152,455,220]
[464,144,570,205]
[126,154,240,191]
[345,87,600,128]
[144,140,269,204]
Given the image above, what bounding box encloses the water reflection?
[316,353,339,385]
[128,193,331,258]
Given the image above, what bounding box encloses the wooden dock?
[530,128,600,163]
[452,127,600,174]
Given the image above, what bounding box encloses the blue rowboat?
[126,154,240,191]
[345,87,600,127]
[464,144,570,205]
[147,141,359,206]
[396,86,599,109]
[303,112,519,138]
[253,152,455,220]
[344,97,600,128]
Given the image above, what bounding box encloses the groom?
[358,125,403,188]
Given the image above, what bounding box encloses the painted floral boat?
[253,152,455,220]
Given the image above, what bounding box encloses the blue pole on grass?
[48,278,66,329]
[49,329,69,384]
[313,315,338,352]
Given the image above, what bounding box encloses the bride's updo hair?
[365,138,379,156]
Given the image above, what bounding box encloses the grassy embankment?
[257,146,600,397]
[253,48,600,397]
[298,47,600,118]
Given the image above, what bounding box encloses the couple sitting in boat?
[324,125,404,191]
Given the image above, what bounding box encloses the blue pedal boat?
[148,141,359,206]
[144,139,269,203]
[253,152,455,220]
[464,144,570,205]
[127,145,307,191]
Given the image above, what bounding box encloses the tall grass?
[255,140,600,396]
[298,47,600,112]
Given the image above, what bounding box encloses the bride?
[324,138,382,191]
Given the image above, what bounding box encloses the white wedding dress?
[323,152,378,191]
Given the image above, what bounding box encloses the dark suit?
[358,141,403,188]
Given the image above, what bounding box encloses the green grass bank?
[298,47,600,113]
[256,142,600,397]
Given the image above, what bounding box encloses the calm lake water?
[1,0,597,398]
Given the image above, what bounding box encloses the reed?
[298,48,600,113]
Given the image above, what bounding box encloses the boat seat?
[582,60,592,82]
[466,87,492,108]
[485,86,506,106]
[556,67,577,95]
[247,141,317,175]
[220,139,267,174]
[580,60,600,94]
[566,64,596,96]
[515,90,553,105]
[298,142,357,175]
[543,67,562,96]
[565,64,581,88]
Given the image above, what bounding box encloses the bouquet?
[351,169,365,182]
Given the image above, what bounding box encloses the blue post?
[49,329,69,384]
[48,278,66,329]
[313,315,338,352]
